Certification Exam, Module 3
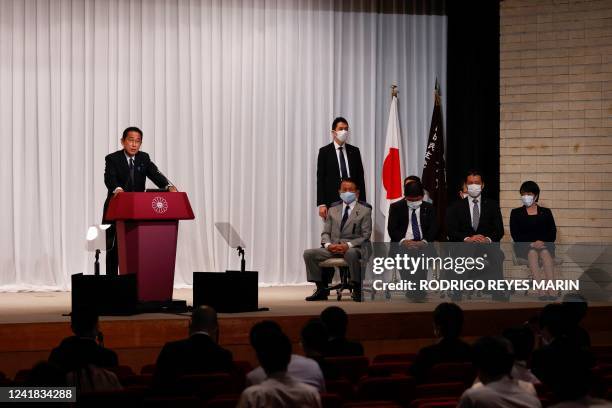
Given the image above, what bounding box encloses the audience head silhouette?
[301,318,329,357]
[321,306,349,338]
[472,336,514,384]
[502,326,534,362]
[189,305,219,340]
[71,307,99,338]
[252,326,292,376]
[433,302,464,339]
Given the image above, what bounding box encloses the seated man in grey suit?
[303,178,372,302]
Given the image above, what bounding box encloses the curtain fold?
[0,0,446,289]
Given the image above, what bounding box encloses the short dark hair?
[253,328,292,375]
[404,180,424,198]
[519,181,540,202]
[71,307,99,336]
[502,326,535,362]
[539,303,565,338]
[301,318,329,354]
[404,175,421,185]
[472,336,514,379]
[331,117,349,130]
[465,169,483,182]
[250,320,282,348]
[190,305,218,332]
[321,306,348,338]
[122,126,143,140]
[339,177,359,190]
[433,303,464,339]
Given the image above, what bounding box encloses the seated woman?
[510,181,557,300]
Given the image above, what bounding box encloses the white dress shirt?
[401,205,424,243]
[246,354,326,392]
[459,376,541,408]
[238,372,321,408]
[334,141,350,177]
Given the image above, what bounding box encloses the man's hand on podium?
[167,186,178,192]
[113,187,124,197]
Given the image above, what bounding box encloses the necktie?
[129,158,135,190]
[338,147,349,179]
[411,209,421,241]
[340,205,350,231]
[472,199,480,231]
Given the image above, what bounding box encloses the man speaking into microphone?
[102,126,178,275]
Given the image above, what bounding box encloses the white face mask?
[335,130,348,143]
[407,200,422,210]
[522,195,535,207]
[467,184,482,198]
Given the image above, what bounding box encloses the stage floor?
[0,285,561,324]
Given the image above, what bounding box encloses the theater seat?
[368,362,412,377]
[320,392,343,408]
[409,397,461,408]
[76,387,147,407]
[205,394,240,408]
[419,401,458,408]
[415,382,466,398]
[141,396,200,408]
[373,353,418,364]
[357,376,416,406]
[426,362,476,385]
[141,364,156,375]
[106,365,135,381]
[324,356,369,384]
[325,378,355,401]
[175,373,236,400]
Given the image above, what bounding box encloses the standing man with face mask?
[303,178,372,302]
[446,169,505,300]
[316,117,367,220]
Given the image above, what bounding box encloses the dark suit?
[445,196,505,284]
[388,200,438,243]
[49,336,118,373]
[325,337,364,357]
[387,200,438,299]
[153,333,234,390]
[103,149,171,275]
[317,143,366,207]
[409,337,472,383]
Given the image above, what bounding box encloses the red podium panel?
[105,192,195,302]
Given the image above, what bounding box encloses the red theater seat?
[76,387,147,407]
[357,376,416,406]
[410,397,461,408]
[368,362,413,377]
[320,392,343,408]
[373,353,418,364]
[415,382,466,398]
[176,373,236,400]
[205,394,240,408]
[427,362,476,385]
[324,356,369,384]
[325,378,356,401]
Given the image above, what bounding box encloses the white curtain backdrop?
[0,0,446,290]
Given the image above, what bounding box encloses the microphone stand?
[237,246,246,273]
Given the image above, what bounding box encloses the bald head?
[189,306,219,338]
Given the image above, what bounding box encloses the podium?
[105,192,195,303]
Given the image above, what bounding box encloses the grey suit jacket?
[321,201,372,248]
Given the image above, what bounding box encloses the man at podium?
[102,126,178,275]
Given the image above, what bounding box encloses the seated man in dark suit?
[103,126,178,275]
[410,302,472,382]
[320,306,364,357]
[153,306,233,389]
[304,178,372,302]
[49,308,118,373]
[388,178,438,301]
[446,169,505,299]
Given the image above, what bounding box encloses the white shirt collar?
[343,200,357,211]
[333,140,346,150]
[124,150,135,162]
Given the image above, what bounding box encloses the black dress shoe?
[305,288,329,301]
[351,289,362,302]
